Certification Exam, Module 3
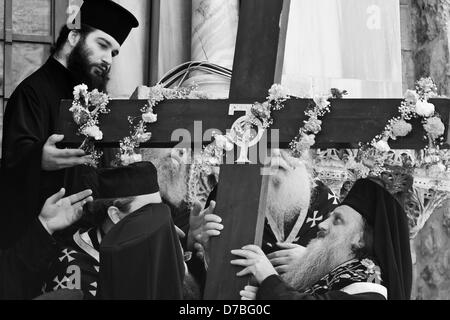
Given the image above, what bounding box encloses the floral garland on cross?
[115,84,209,166]
[289,89,347,158]
[70,83,209,166]
[359,77,447,176]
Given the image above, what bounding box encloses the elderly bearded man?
[231,178,412,300]
[189,149,339,287]
[0,0,139,248]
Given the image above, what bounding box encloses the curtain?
[281,0,402,98]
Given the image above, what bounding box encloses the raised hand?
[41,134,93,171]
[187,200,223,251]
[231,245,277,284]
[267,242,306,274]
[38,188,93,234]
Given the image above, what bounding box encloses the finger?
[205,230,221,237]
[204,214,222,224]
[71,196,93,213]
[206,201,216,215]
[240,290,256,300]
[175,226,186,238]
[244,285,258,293]
[276,242,301,249]
[231,249,257,259]
[230,259,254,267]
[58,156,92,169]
[204,222,223,231]
[67,189,93,205]
[267,250,290,260]
[54,148,86,158]
[275,266,289,274]
[269,257,289,266]
[241,245,264,254]
[236,267,252,277]
[46,188,66,204]
[46,134,64,146]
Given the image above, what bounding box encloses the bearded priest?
[231,178,412,300]
[0,0,139,249]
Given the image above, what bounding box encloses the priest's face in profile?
[68,28,120,91]
[283,205,366,290]
[266,149,312,233]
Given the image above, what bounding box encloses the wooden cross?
[58,0,450,300]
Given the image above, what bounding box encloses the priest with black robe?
[231,178,412,300]
[43,161,187,300]
[0,0,139,248]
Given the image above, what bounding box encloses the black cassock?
[0,58,78,248]
[98,203,185,300]
[0,219,59,299]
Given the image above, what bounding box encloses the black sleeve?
[0,84,48,248]
[0,218,59,299]
[257,275,386,300]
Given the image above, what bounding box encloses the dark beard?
[67,40,110,92]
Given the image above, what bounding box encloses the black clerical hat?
[341,178,412,300]
[75,0,139,45]
[97,162,159,198]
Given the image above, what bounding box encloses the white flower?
[120,155,131,166]
[391,119,412,138]
[214,134,234,151]
[404,90,419,105]
[142,112,158,123]
[73,84,88,101]
[415,100,435,117]
[373,139,391,152]
[82,125,103,140]
[304,118,322,134]
[132,154,142,163]
[423,117,445,139]
[137,132,152,143]
[268,84,289,102]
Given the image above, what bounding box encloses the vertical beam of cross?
[203,0,284,300]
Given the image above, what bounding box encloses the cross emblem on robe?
[59,249,77,263]
[307,211,323,228]
[328,192,340,205]
[53,276,69,290]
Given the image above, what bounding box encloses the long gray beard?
[282,235,352,291]
[267,205,302,238]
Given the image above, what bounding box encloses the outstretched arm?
[0,189,92,299]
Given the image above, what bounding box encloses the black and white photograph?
[0,0,449,308]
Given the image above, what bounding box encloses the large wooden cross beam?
[58,0,450,300]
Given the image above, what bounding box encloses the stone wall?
[411,200,450,299]
[401,0,450,95]
[400,0,450,299]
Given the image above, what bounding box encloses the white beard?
[266,170,311,238]
[282,230,354,291]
